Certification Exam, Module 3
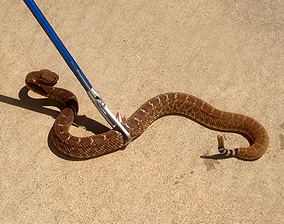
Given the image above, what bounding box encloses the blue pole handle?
[23,0,92,91]
[23,0,132,140]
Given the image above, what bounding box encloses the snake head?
[37,69,59,86]
[26,69,59,86]
[25,69,61,97]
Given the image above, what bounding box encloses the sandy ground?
[1,0,284,223]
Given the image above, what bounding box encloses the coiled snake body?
[25,70,269,160]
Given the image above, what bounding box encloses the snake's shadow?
[18,86,120,161]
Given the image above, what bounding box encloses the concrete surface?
[1,0,284,223]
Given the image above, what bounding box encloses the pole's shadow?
[1,87,112,160]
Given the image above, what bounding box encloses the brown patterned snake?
[25,69,269,160]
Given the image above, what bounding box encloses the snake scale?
[25,69,269,160]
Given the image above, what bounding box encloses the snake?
[25,69,269,160]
